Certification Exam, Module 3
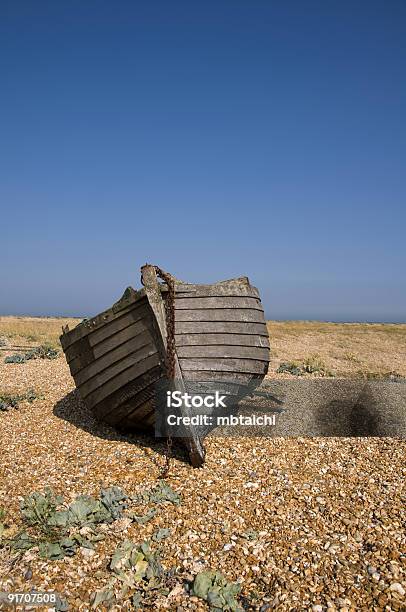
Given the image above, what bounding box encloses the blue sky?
[1,1,405,321]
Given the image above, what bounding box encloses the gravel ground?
[0,355,405,611]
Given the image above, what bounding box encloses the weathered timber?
[175,321,268,335]
[175,333,270,347]
[174,309,265,323]
[174,297,263,310]
[68,320,154,373]
[60,264,270,466]
[84,353,161,407]
[176,345,270,360]
[74,332,155,387]
[178,358,269,374]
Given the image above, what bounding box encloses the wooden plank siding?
[175,309,265,323]
[59,273,270,456]
[68,319,155,374]
[74,330,155,387]
[63,304,150,363]
[175,321,268,336]
[177,345,270,360]
[84,353,161,408]
[175,333,270,348]
[60,288,145,349]
[174,297,263,310]
[173,279,260,299]
[91,365,162,421]
[179,358,268,374]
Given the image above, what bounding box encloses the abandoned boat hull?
[60,267,270,464]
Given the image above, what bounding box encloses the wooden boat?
[60,265,270,466]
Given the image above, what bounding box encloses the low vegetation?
[4,344,59,364]
[0,316,81,349]
[268,320,406,378]
[0,481,241,610]
[191,570,242,611]
[0,389,39,412]
[3,486,128,559]
[356,369,405,381]
[277,354,333,377]
[1,482,180,559]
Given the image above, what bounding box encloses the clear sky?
[1,1,405,321]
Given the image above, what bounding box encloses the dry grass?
[1,317,404,378]
[0,316,81,349]
[268,320,406,378]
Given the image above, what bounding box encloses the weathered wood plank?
[60,289,146,349]
[177,345,270,360]
[74,330,154,386]
[142,409,156,427]
[86,353,161,408]
[183,370,262,385]
[64,336,92,364]
[92,366,162,420]
[174,297,263,310]
[115,402,155,429]
[172,277,257,296]
[173,284,260,298]
[175,333,270,348]
[176,321,269,338]
[80,345,160,399]
[106,389,155,426]
[116,395,155,425]
[175,321,269,335]
[179,358,269,374]
[68,319,155,373]
[63,303,150,362]
[89,303,150,346]
[175,309,265,323]
[183,380,243,396]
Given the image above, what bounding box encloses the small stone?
[312,605,323,612]
[389,582,405,596]
[368,565,378,575]
[336,599,347,607]
[169,584,185,598]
